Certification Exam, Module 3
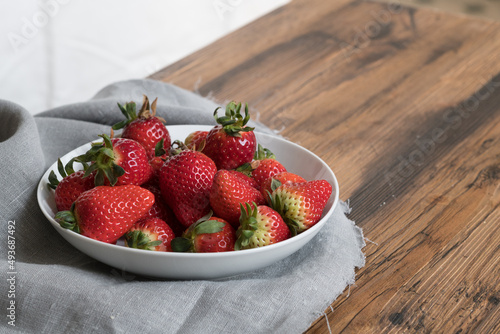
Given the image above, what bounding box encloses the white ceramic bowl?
[37,125,339,279]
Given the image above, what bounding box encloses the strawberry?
[140,183,184,237]
[251,145,287,188]
[53,171,95,211]
[76,134,153,186]
[260,172,306,201]
[55,185,155,244]
[209,170,266,228]
[48,158,94,211]
[171,215,235,253]
[185,130,208,150]
[202,102,256,170]
[158,150,217,227]
[149,155,166,181]
[124,217,175,251]
[252,159,286,188]
[237,144,286,189]
[148,139,168,182]
[112,96,171,159]
[235,203,290,250]
[269,180,332,234]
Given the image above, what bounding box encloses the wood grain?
[151,0,500,332]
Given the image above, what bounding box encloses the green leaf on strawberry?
[171,213,232,253]
[254,144,276,160]
[76,134,127,186]
[124,230,163,250]
[47,157,88,190]
[235,202,290,250]
[112,101,138,130]
[213,101,254,138]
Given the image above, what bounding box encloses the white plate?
[37,125,339,279]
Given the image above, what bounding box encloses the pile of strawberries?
[51,96,332,253]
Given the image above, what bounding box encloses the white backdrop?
[0,0,288,114]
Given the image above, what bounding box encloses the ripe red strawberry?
[260,172,306,201]
[140,183,184,237]
[235,203,290,250]
[252,160,286,189]
[269,180,332,234]
[77,134,153,186]
[202,102,256,170]
[53,170,95,211]
[185,130,208,150]
[250,144,287,189]
[55,185,155,244]
[48,158,94,211]
[209,170,266,228]
[124,217,175,251]
[158,150,217,227]
[171,215,236,253]
[112,96,171,159]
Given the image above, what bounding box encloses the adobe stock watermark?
[6,220,17,327]
[213,0,244,20]
[384,75,500,186]
[7,0,71,52]
[340,1,403,61]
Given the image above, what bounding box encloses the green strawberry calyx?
[169,140,189,156]
[270,179,283,193]
[269,192,299,237]
[234,203,260,251]
[112,95,165,131]
[47,157,88,190]
[236,144,276,175]
[75,134,125,186]
[124,230,162,251]
[154,138,167,157]
[254,144,276,160]
[214,101,255,138]
[111,101,138,130]
[171,211,225,252]
[54,203,80,233]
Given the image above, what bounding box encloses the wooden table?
[151,0,500,332]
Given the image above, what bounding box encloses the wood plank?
[313,114,500,332]
[151,0,500,332]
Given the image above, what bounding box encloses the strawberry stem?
[213,101,255,138]
[75,134,125,186]
[170,140,188,156]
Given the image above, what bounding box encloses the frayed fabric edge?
[300,200,367,333]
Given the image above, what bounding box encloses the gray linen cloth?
[0,79,365,334]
